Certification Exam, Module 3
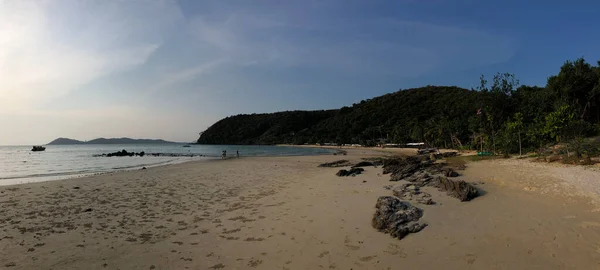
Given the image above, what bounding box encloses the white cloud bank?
[0,0,182,113]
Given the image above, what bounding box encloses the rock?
[73,186,80,190]
[443,168,459,177]
[402,171,433,186]
[83,208,93,212]
[336,167,364,177]
[352,161,375,168]
[382,155,481,202]
[388,162,424,181]
[141,167,147,170]
[417,148,438,155]
[392,184,435,205]
[318,160,351,168]
[31,146,46,152]
[432,176,478,201]
[361,158,384,166]
[371,196,428,240]
[104,150,148,157]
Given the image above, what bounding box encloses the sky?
[1,0,600,145]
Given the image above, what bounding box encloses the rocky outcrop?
[382,155,479,202]
[372,196,428,239]
[318,160,351,167]
[352,161,376,168]
[31,146,46,152]
[386,157,435,181]
[94,151,203,157]
[336,167,364,177]
[432,176,478,201]
[103,150,145,157]
[372,154,481,241]
[443,168,459,177]
[392,183,435,205]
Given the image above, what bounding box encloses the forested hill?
[197,110,338,145]
[199,58,600,153]
[197,86,482,146]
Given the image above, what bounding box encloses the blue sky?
[1,0,599,145]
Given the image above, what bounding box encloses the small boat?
[183,145,191,148]
[32,146,46,152]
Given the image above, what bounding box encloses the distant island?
[47,137,178,145]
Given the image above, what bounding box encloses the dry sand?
[2,150,600,269]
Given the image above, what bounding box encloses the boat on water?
[183,145,191,148]
[32,146,46,152]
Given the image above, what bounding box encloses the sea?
[0,144,335,185]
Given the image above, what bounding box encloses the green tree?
[543,105,575,143]
[505,112,524,156]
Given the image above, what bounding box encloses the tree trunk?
[518,131,522,156]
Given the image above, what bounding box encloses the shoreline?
[2,149,600,269]
[0,146,339,187]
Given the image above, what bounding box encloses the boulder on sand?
[352,161,375,168]
[443,168,459,177]
[372,196,428,239]
[392,184,435,205]
[318,160,351,167]
[336,167,364,177]
[432,176,478,201]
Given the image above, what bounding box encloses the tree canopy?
[198,58,600,154]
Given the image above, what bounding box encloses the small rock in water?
[142,167,147,170]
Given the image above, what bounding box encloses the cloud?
[0,0,183,113]
[183,6,515,79]
[148,58,230,94]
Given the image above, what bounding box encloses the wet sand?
[1,150,600,269]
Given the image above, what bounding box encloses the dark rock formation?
[352,161,375,168]
[372,196,428,239]
[318,160,351,167]
[336,167,364,177]
[432,176,478,201]
[443,168,459,177]
[417,148,438,155]
[386,157,435,181]
[94,152,201,158]
[102,150,146,157]
[31,146,45,152]
[382,155,479,202]
[392,184,435,205]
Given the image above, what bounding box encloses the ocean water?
[0,144,335,185]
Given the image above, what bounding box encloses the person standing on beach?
[237,150,239,158]
[222,150,227,159]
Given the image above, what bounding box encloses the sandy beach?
[2,149,600,269]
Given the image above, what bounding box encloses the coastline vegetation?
[198,58,600,159]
